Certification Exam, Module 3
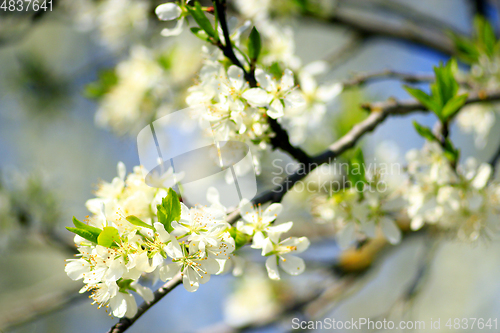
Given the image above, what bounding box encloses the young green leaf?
[126,215,155,230]
[157,188,181,233]
[441,93,468,119]
[66,227,99,244]
[347,148,366,189]
[450,33,480,63]
[97,226,120,248]
[229,227,251,250]
[404,86,439,112]
[248,27,261,61]
[475,15,496,57]
[186,2,217,40]
[72,216,102,234]
[413,121,438,142]
[190,27,210,41]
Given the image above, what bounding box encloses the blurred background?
[2,0,500,332]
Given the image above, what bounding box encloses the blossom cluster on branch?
[65,163,310,318]
[53,0,500,330]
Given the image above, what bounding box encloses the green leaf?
[443,138,460,164]
[441,93,468,119]
[413,121,438,142]
[72,216,102,234]
[404,86,439,113]
[229,227,251,250]
[68,217,102,243]
[157,188,181,233]
[347,148,366,189]
[97,226,120,248]
[474,15,496,57]
[66,227,99,244]
[186,2,217,40]
[126,215,155,230]
[84,69,118,100]
[247,27,261,61]
[190,27,210,41]
[450,33,480,63]
[432,60,458,113]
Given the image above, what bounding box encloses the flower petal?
[279,254,305,275]
[265,256,280,280]
[161,17,185,37]
[242,88,271,106]
[267,99,284,119]
[280,69,295,91]
[155,3,182,21]
[380,217,402,244]
[159,263,181,281]
[227,65,245,91]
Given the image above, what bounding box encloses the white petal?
[153,222,171,242]
[280,236,310,253]
[279,254,305,275]
[267,99,284,119]
[227,65,245,90]
[239,199,258,223]
[155,3,182,21]
[251,231,266,248]
[161,17,185,37]
[105,260,125,281]
[133,283,154,302]
[110,293,128,318]
[262,203,282,223]
[182,270,200,292]
[472,164,492,189]
[267,221,293,243]
[265,256,280,280]
[255,68,273,91]
[202,257,221,274]
[361,220,377,238]
[242,88,271,106]
[316,83,343,102]
[380,217,402,244]
[337,222,356,249]
[65,260,90,280]
[280,69,295,91]
[159,263,181,281]
[410,216,425,231]
[117,162,126,180]
[302,61,328,75]
[261,237,275,256]
[124,293,138,318]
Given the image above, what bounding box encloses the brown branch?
[237,89,500,219]
[343,70,435,88]
[301,4,459,56]
[107,273,182,333]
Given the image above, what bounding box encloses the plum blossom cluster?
[235,199,310,279]
[65,162,310,318]
[405,142,500,241]
[312,175,404,249]
[186,51,305,141]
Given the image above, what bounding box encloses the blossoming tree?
[4,0,500,332]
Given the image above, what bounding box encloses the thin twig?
[212,0,311,164]
[106,273,182,333]
[301,4,458,56]
[343,70,435,88]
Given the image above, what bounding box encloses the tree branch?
[213,0,311,164]
[106,273,182,333]
[301,3,459,56]
[343,70,435,88]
